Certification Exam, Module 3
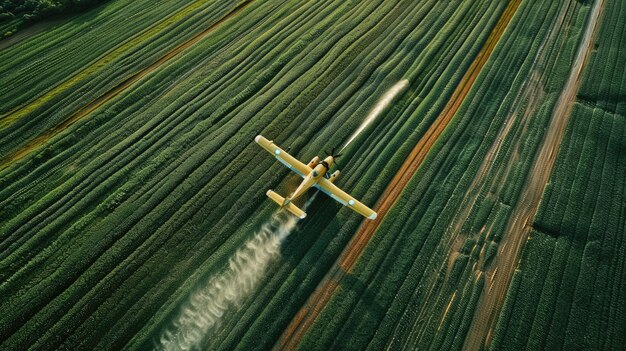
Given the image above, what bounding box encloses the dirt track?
[462,0,606,349]
[0,0,253,171]
[275,1,522,349]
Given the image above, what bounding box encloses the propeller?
[324,147,343,168]
[324,147,342,159]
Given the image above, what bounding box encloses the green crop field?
[0,0,623,350]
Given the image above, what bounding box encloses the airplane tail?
[266,190,306,219]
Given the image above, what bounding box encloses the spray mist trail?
[157,193,318,351]
[341,79,409,152]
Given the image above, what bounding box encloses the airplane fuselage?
[255,135,375,220]
[286,156,334,204]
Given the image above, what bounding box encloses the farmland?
[0,0,624,350]
[0,0,106,38]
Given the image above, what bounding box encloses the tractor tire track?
[400,0,580,347]
[462,0,606,349]
[0,0,254,171]
[404,0,577,343]
[276,1,522,348]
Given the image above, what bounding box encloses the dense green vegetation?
[0,0,248,155]
[492,0,626,348]
[299,0,610,349]
[0,0,508,348]
[0,0,623,349]
[0,0,106,37]
[492,107,625,350]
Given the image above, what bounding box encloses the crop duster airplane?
[255,135,377,220]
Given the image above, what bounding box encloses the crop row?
[227,0,514,348]
[0,0,104,37]
[492,104,625,350]
[299,0,603,350]
[149,0,516,348]
[0,0,512,348]
[0,0,246,157]
[491,0,626,348]
[578,0,626,114]
[2,0,622,349]
[0,0,375,345]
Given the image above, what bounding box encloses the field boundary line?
[462,0,607,349]
[275,1,522,349]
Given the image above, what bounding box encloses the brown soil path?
[0,0,253,171]
[402,3,579,342]
[275,1,522,349]
[462,0,606,349]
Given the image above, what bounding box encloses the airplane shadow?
[278,190,386,320]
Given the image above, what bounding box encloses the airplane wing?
[315,178,377,219]
[255,135,311,177]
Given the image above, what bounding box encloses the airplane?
[255,135,377,220]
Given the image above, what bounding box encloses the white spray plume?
[341,79,409,152]
[157,193,318,351]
